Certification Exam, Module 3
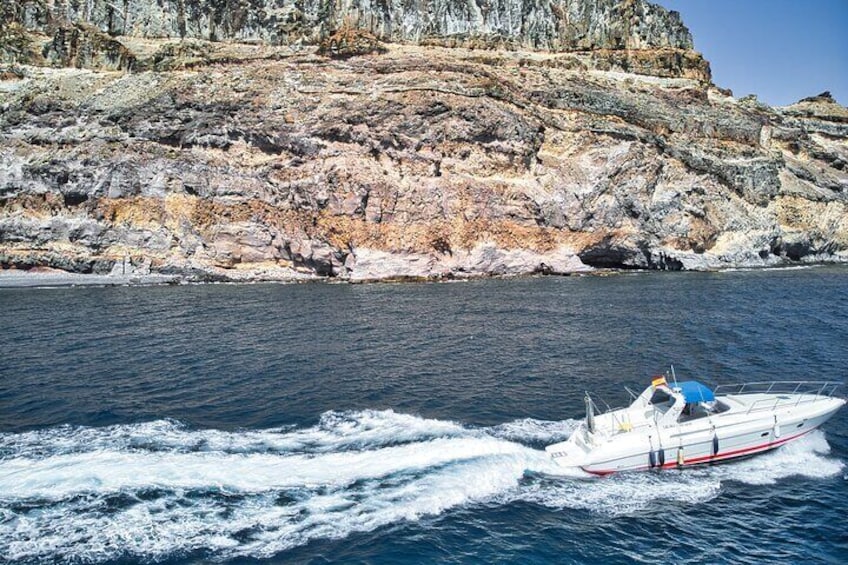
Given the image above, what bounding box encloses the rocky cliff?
[1,1,846,282]
[10,0,693,51]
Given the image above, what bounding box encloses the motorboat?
[545,373,845,475]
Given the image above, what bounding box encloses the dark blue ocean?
[1,267,847,564]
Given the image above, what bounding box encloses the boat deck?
[589,388,840,438]
[720,387,841,416]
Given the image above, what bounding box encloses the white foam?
[512,471,723,516]
[0,410,468,458]
[487,418,580,444]
[0,412,842,561]
[1,447,550,559]
[710,430,843,485]
[0,435,536,501]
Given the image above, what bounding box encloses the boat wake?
[0,410,842,562]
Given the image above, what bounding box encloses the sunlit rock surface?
[0,1,845,282]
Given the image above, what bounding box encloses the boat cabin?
[633,379,729,427]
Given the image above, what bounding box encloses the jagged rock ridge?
[10,0,692,50]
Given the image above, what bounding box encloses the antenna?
[584,392,595,433]
[671,365,678,386]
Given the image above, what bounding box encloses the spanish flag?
[652,375,667,388]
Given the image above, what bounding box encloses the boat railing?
[585,393,634,434]
[713,381,843,415]
[586,392,658,435]
[624,386,641,403]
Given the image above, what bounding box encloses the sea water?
[1,268,846,563]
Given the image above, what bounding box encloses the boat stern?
[545,427,591,468]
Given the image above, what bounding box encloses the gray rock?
[1,4,846,281]
[17,1,693,52]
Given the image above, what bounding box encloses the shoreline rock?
[3,256,846,289]
[0,268,180,288]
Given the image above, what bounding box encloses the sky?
[655,0,848,107]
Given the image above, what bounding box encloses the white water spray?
[0,411,841,562]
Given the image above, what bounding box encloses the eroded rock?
[0,3,846,282]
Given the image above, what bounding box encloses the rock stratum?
[1,0,846,282]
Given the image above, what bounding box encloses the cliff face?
[13,0,692,51]
[0,2,846,282]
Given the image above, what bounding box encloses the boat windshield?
[678,400,730,423]
[649,388,673,405]
[649,388,675,415]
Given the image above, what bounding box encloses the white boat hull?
[547,388,844,475]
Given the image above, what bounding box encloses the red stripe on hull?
[582,427,816,476]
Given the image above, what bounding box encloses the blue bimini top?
[674,381,716,403]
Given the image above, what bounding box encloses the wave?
[720,264,823,273]
[0,411,841,562]
[487,417,580,445]
[0,410,469,458]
